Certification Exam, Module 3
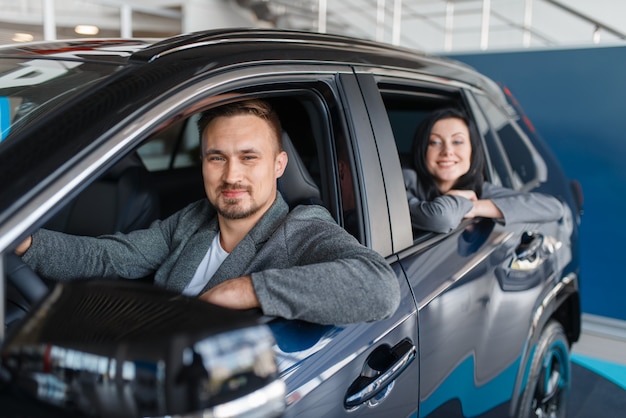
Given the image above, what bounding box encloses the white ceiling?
[0,0,624,52]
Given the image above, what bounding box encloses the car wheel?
[518,320,570,418]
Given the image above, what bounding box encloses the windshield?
[0,47,138,144]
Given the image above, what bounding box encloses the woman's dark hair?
[411,107,485,200]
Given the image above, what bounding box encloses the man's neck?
[216,194,278,253]
[217,216,258,253]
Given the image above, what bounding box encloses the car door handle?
[516,231,543,260]
[510,231,544,271]
[497,231,562,291]
[344,339,416,408]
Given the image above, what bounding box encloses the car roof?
[0,28,503,99]
[0,28,508,228]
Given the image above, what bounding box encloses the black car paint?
[0,29,580,417]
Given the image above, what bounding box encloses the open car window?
[41,83,364,246]
[378,86,476,240]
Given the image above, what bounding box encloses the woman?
[404,107,564,233]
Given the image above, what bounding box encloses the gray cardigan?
[24,195,400,325]
[403,168,564,233]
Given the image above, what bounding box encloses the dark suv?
[0,29,582,417]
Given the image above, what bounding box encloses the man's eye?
[242,155,257,161]
[207,155,225,162]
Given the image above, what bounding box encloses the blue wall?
[450,46,626,321]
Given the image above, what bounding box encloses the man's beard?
[214,183,259,220]
[215,197,260,220]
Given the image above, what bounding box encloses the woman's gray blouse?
[403,168,564,233]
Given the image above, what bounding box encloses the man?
[16,99,400,325]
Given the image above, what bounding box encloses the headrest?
[102,152,147,180]
[278,131,322,208]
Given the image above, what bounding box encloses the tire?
[517,320,571,418]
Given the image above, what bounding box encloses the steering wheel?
[4,253,49,328]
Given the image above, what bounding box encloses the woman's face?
[425,117,472,193]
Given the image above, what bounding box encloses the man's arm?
[247,205,400,325]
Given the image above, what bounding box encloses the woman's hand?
[446,189,477,201]
[464,199,503,220]
[444,190,503,220]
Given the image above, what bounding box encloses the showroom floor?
[569,314,626,417]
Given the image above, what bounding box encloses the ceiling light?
[12,33,34,43]
[75,25,99,36]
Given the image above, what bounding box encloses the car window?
[379,91,457,169]
[32,70,365,250]
[137,114,200,171]
[473,93,547,189]
[132,84,362,242]
[377,86,476,240]
[465,93,508,187]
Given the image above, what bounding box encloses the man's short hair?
[198,99,283,151]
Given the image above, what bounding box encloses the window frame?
[140,78,368,243]
[470,91,548,191]
[360,71,502,245]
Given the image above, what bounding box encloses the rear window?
[473,93,547,189]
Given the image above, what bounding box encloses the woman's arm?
[481,182,564,224]
[408,195,474,233]
[463,198,504,220]
[403,169,474,233]
[445,189,503,219]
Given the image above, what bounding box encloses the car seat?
[277,131,323,208]
[45,152,160,236]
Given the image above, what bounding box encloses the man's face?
[201,114,287,222]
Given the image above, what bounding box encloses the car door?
[355,70,567,417]
[249,71,420,418]
[98,65,421,417]
[1,58,420,417]
[466,90,574,296]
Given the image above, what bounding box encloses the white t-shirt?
[182,232,229,296]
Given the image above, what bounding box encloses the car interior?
[41,96,329,235]
[32,90,486,259]
[43,152,161,236]
[6,89,509,330]
[5,95,337,333]
[381,90,462,171]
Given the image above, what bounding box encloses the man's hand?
[15,236,33,256]
[198,275,261,310]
